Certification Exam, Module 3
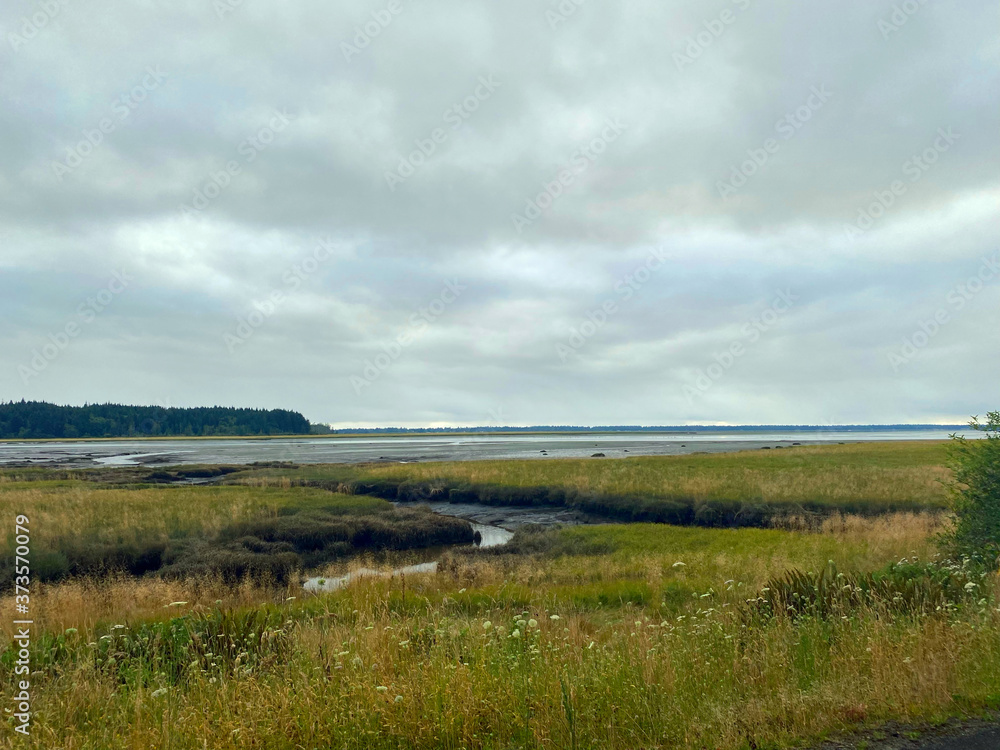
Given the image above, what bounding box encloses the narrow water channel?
[302,517,513,593]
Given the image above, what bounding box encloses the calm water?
[303,562,440,593]
[302,521,513,593]
[0,429,970,468]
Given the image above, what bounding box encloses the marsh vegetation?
[0,474,472,585]
[2,440,998,749]
[233,441,952,527]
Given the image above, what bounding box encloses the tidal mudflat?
[0,427,968,468]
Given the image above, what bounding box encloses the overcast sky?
[1,1,998,427]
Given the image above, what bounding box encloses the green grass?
[468,513,944,609]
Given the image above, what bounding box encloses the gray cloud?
[1,0,998,426]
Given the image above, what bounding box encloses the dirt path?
[813,717,1000,749]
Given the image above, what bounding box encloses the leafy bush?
[944,411,1000,566]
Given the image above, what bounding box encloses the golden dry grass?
[0,574,299,639]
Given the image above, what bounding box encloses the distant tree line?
[0,401,310,439]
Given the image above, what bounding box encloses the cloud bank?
[1,0,998,426]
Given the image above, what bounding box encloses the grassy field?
[0,474,473,584]
[232,441,953,525]
[2,515,999,749]
[3,443,998,749]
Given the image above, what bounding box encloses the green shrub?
[944,411,1000,566]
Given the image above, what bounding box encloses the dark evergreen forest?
[0,401,310,438]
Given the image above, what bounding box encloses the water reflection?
[304,562,439,593]
[471,522,514,547]
[302,520,512,593]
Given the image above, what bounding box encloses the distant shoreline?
[0,425,968,444]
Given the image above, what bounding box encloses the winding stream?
[303,515,514,593]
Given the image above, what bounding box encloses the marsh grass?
[3,519,999,750]
[0,483,471,583]
[235,442,953,527]
[2,448,995,749]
